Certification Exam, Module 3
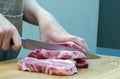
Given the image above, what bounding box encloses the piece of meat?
[18,57,77,76]
[28,49,88,68]
[18,41,89,76]
[75,58,89,68]
[28,49,86,59]
[55,42,89,68]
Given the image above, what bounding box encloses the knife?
[21,38,101,59]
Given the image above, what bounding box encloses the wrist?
[34,7,64,33]
[36,11,60,28]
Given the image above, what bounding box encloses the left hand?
[22,0,89,53]
[40,25,90,53]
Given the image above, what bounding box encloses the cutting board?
[0,55,120,79]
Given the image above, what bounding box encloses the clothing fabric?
[0,0,23,61]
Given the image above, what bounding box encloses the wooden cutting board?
[0,55,120,79]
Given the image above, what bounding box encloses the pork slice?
[28,49,88,68]
[28,49,86,60]
[28,41,87,60]
[56,42,89,68]
[18,57,77,76]
[75,58,89,68]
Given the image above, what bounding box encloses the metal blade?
[22,39,101,59]
[22,39,79,50]
[84,53,101,59]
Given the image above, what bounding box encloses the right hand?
[0,13,21,51]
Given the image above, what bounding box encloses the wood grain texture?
[0,55,120,79]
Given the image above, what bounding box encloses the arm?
[23,0,64,31]
[23,0,90,52]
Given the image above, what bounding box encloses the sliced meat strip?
[28,49,86,59]
[75,58,89,68]
[18,57,77,76]
[28,49,88,68]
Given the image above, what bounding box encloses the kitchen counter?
[0,54,120,79]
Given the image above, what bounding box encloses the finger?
[12,31,21,50]
[58,35,84,48]
[64,36,90,53]
[2,31,12,51]
[75,37,85,48]
[53,35,86,51]
[75,37,90,52]
[51,35,82,46]
[0,36,3,48]
[57,42,83,50]
[56,35,76,42]
[83,41,90,53]
[0,30,4,48]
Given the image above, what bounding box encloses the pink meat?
[28,49,88,68]
[18,41,89,76]
[55,42,89,68]
[28,49,86,59]
[18,57,77,76]
[75,58,89,68]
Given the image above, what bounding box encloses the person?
[0,0,89,61]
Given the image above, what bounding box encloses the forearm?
[23,0,62,31]
[23,0,89,53]
[23,0,40,25]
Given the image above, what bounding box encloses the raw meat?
[18,41,89,76]
[28,49,86,59]
[28,49,88,68]
[18,57,77,76]
[75,58,88,68]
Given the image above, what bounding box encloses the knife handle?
[10,38,26,46]
[10,39,14,45]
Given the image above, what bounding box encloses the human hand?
[31,4,89,52]
[40,25,90,53]
[0,13,21,51]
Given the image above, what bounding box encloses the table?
[0,55,120,79]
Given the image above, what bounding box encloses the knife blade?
[22,38,101,59]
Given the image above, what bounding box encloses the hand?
[40,24,90,53]
[0,13,21,51]
[23,1,90,52]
